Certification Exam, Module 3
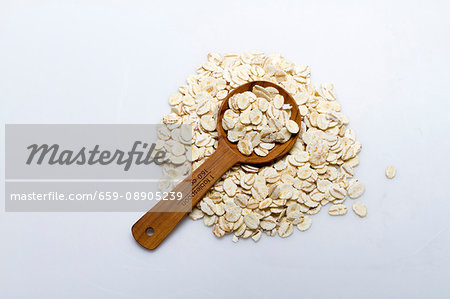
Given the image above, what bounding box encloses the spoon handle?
[132,145,239,250]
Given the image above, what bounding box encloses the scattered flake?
[352,201,367,217]
[189,208,204,220]
[260,216,277,230]
[328,204,348,216]
[212,224,225,238]
[297,216,312,231]
[244,213,260,230]
[251,230,262,242]
[278,221,294,238]
[385,165,396,179]
[347,181,365,199]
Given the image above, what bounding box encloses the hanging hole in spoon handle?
[131,143,240,250]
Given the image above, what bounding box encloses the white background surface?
[1,0,449,298]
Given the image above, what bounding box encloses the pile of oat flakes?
[159,51,366,242]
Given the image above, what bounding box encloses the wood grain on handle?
[132,143,239,250]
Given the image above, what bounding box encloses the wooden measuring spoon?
[132,81,301,250]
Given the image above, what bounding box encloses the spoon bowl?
[216,80,301,165]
